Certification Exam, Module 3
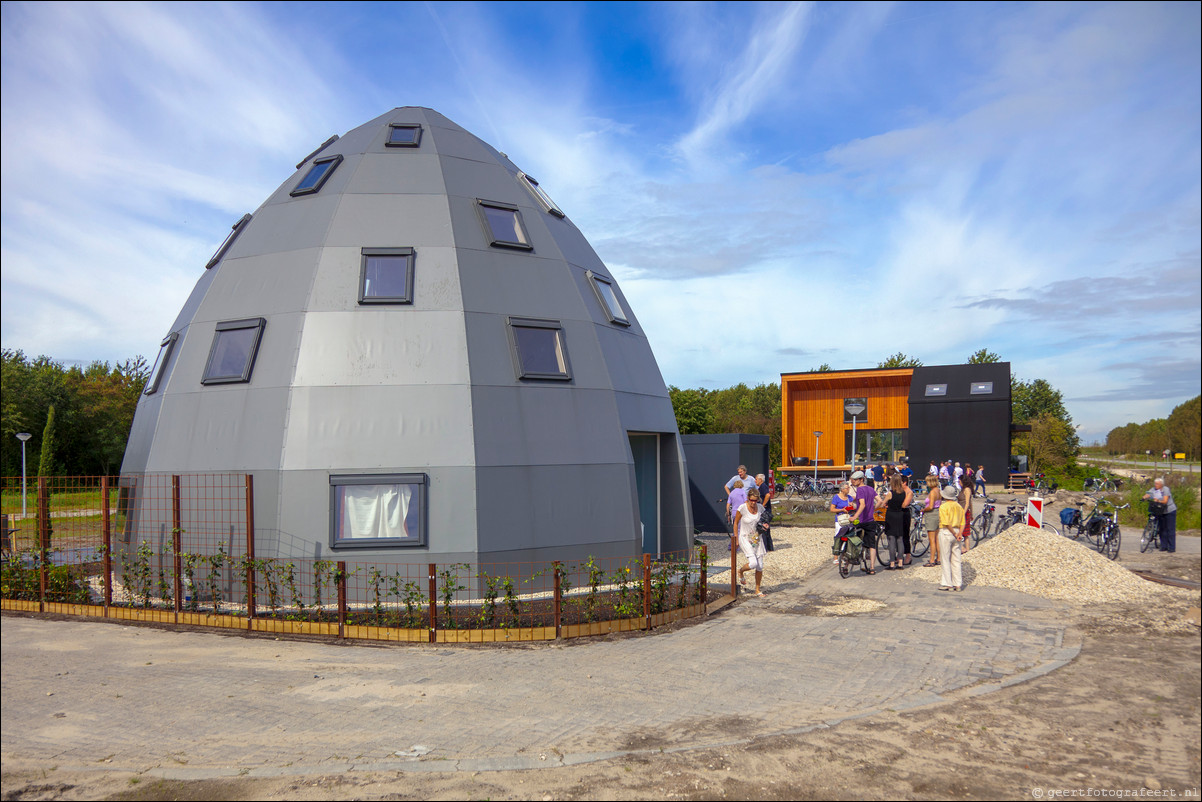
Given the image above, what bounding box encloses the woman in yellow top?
[936,485,966,591]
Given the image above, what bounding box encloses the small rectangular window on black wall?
[359,248,415,304]
[330,474,427,549]
[291,154,343,196]
[202,318,266,385]
[508,317,571,380]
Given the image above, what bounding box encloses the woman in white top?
[734,489,767,597]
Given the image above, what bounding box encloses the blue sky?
[2,1,1199,444]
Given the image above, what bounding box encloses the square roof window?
[587,271,629,326]
[477,200,532,250]
[970,381,994,395]
[518,172,565,218]
[386,124,422,147]
[290,154,343,196]
[925,383,948,397]
[359,248,415,305]
[508,317,571,381]
[202,318,265,385]
[143,332,179,395]
[205,213,252,270]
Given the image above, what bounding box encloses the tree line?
[1104,396,1200,461]
[1,349,149,479]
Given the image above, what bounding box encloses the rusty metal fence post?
[428,563,437,643]
[337,561,347,638]
[730,534,737,598]
[244,474,256,621]
[700,544,707,612]
[37,477,48,609]
[553,561,562,639]
[102,476,112,611]
[172,476,182,618]
[642,553,651,628]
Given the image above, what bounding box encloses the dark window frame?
[517,172,565,218]
[924,383,948,397]
[476,199,533,251]
[507,316,572,381]
[586,270,630,326]
[329,473,428,550]
[290,154,344,197]
[143,332,179,395]
[386,123,423,148]
[205,213,252,270]
[201,317,266,385]
[970,381,994,395]
[295,134,339,170]
[358,247,416,305]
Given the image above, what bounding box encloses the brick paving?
[0,563,1077,777]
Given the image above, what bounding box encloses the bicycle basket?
[1086,517,1105,535]
[1148,501,1166,516]
[1059,508,1080,528]
[845,536,863,561]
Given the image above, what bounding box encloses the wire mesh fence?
[1,474,720,641]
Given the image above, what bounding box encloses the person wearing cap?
[849,470,879,574]
[937,484,967,591]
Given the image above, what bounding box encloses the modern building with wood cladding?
[779,363,1012,483]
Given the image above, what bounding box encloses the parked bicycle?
[994,502,1060,537]
[1097,503,1127,560]
[1062,495,1109,547]
[835,523,874,578]
[971,497,998,544]
[1083,472,1122,493]
[1028,472,1056,495]
[907,501,930,559]
[1139,501,1162,554]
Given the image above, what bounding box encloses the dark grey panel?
[462,312,611,390]
[568,265,646,336]
[658,433,693,553]
[326,194,453,247]
[144,387,291,471]
[470,385,626,467]
[545,222,610,274]
[456,248,590,319]
[195,250,319,319]
[168,267,218,333]
[440,156,531,208]
[613,391,678,434]
[475,464,637,553]
[596,328,669,396]
[233,195,343,257]
[119,392,163,475]
[909,363,1011,403]
[344,152,447,195]
[681,434,771,533]
[425,124,501,164]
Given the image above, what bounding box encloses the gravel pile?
[901,523,1199,605]
[704,525,836,585]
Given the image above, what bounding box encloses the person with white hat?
[937,484,967,591]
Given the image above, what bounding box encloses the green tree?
[809,363,833,372]
[877,353,923,368]
[1026,413,1077,473]
[668,386,714,435]
[1167,396,1200,460]
[38,404,57,477]
[966,348,1001,364]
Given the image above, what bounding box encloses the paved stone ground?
[0,563,1078,779]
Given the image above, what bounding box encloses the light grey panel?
[470,386,627,467]
[233,195,342,258]
[426,124,502,164]
[168,268,218,333]
[277,466,477,559]
[119,393,164,475]
[291,310,470,387]
[614,391,678,434]
[194,249,319,320]
[280,384,476,469]
[440,156,530,208]
[306,245,463,314]
[326,193,453,247]
[456,248,590,320]
[344,152,447,195]
[144,387,291,472]
[462,313,612,390]
[596,327,670,396]
[475,464,636,552]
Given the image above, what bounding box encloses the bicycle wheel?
[971,512,989,544]
[910,523,929,558]
[1083,520,1102,548]
[1139,520,1158,553]
[1102,525,1121,560]
[838,552,851,578]
[1040,521,1060,537]
[783,484,796,501]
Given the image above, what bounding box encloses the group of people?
[723,466,775,597]
[930,460,987,498]
[830,469,974,591]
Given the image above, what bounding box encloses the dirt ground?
[3,565,1199,801]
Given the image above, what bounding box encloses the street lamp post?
[15,433,31,519]
[813,431,822,487]
[844,400,866,476]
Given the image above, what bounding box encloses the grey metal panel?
[143,387,291,471]
[657,433,693,553]
[343,152,447,195]
[280,384,476,470]
[193,250,319,320]
[546,222,610,274]
[326,193,453,247]
[306,245,463,314]
[462,312,611,390]
[613,391,678,436]
[475,464,636,552]
[567,264,646,336]
[232,195,342,258]
[168,267,218,333]
[440,156,530,209]
[455,247,591,320]
[119,393,163,475]
[597,329,670,397]
[290,310,470,387]
[277,467,478,558]
[426,123,504,164]
[469,386,627,467]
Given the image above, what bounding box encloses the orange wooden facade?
[779,368,914,471]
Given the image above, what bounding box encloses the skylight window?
[518,172,565,218]
[477,200,532,250]
[970,381,994,395]
[295,134,339,169]
[143,332,179,395]
[386,124,422,147]
[330,474,427,549]
[587,271,629,326]
[359,248,415,304]
[508,317,571,380]
[290,154,343,196]
[205,213,252,270]
[201,318,266,385]
[924,384,948,397]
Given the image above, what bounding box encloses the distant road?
[1078,455,1198,473]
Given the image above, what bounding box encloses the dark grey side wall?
[681,434,770,533]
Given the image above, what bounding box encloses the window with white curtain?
[330,474,427,549]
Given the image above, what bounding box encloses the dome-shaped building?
[120,108,691,566]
